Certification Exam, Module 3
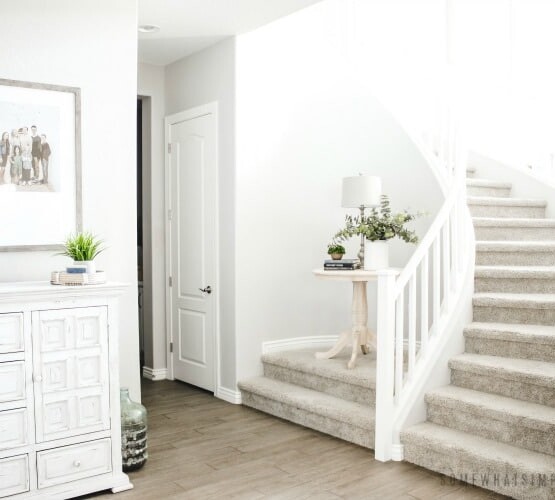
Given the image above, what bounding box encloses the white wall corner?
[262,336,338,354]
[142,366,168,381]
[216,386,242,404]
[391,444,404,461]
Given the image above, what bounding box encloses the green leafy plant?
[327,244,345,255]
[331,195,421,245]
[59,232,105,261]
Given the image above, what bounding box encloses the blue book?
[66,266,87,274]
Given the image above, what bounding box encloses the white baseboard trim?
[391,444,404,461]
[262,335,339,354]
[142,366,168,381]
[216,386,242,404]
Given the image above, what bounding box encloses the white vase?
[364,241,389,270]
[75,260,96,274]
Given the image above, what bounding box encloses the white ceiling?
[138,0,323,66]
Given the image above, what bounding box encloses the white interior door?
[166,104,217,392]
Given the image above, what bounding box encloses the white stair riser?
[468,204,545,219]
[467,186,511,197]
[240,390,374,449]
[476,250,555,266]
[450,369,555,407]
[465,336,555,363]
[427,403,555,456]
[263,363,374,406]
[402,441,554,500]
[474,226,555,241]
[473,304,555,326]
[475,277,555,293]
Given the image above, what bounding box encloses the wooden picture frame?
[0,78,82,252]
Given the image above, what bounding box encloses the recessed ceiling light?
[138,24,160,33]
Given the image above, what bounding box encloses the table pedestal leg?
[315,281,375,369]
[315,330,351,360]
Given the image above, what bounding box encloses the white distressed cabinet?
[0,282,132,499]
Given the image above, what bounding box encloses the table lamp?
[341,174,382,267]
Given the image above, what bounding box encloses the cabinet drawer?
[37,438,112,489]
[0,408,28,450]
[0,362,25,403]
[0,314,23,354]
[0,455,29,497]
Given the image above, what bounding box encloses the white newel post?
[374,270,397,462]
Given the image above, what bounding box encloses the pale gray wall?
[0,0,141,400]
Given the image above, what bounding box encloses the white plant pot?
[364,241,389,270]
[75,260,96,274]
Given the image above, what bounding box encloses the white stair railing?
[374,113,474,462]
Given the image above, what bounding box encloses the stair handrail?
[374,106,475,462]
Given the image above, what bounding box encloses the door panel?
[33,307,110,442]
[168,107,217,391]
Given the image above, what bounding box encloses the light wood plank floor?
[83,379,506,500]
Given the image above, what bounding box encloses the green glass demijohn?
[120,388,148,471]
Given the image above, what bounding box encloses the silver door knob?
[198,286,212,294]
[34,374,43,383]
[74,460,81,468]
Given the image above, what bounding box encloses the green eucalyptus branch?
[330,195,422,246]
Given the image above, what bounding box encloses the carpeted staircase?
[238,348,377,449]
[401,168,555,500]
[239,166,555,499]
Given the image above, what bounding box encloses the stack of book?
[324,259,360,270]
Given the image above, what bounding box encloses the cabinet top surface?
[0,280,129,301]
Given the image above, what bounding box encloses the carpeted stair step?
[425,385,555,455]
[238,376,375,449]
[466,179,512,197]
[475,265,555,293]
[475,241,555,266]
[261,349,376,406]
[467,196,546,218]
[449,353,555,407]
[465,322,555,362]
[401,422,555,500]
[473,292,555,325]
[473,217,555,241]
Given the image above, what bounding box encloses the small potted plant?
[332,195,421,270]
[59,232,105,275]
[327,243,346,260]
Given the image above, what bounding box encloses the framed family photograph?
[0,78,82,251]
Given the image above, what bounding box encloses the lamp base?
[358,206,365,267]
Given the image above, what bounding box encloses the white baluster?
[374,270,397,462]
[408,275,416,379]
[394,291,404,404]
[420,254,429,355]
[433,238,441,333]
[442,219,451,311]
[451,202,459,288]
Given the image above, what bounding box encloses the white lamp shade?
[341,175,381,208]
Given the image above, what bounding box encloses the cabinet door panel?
[0,362,25,403]
[0,455,29,497]
[0,408,28,450]
[42,356,72,393]
[39,316,70,352]
[0,314,23,354]
[34,307,110,442]
[42,398,72,436]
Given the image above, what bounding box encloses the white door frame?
[164,102,220,393]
